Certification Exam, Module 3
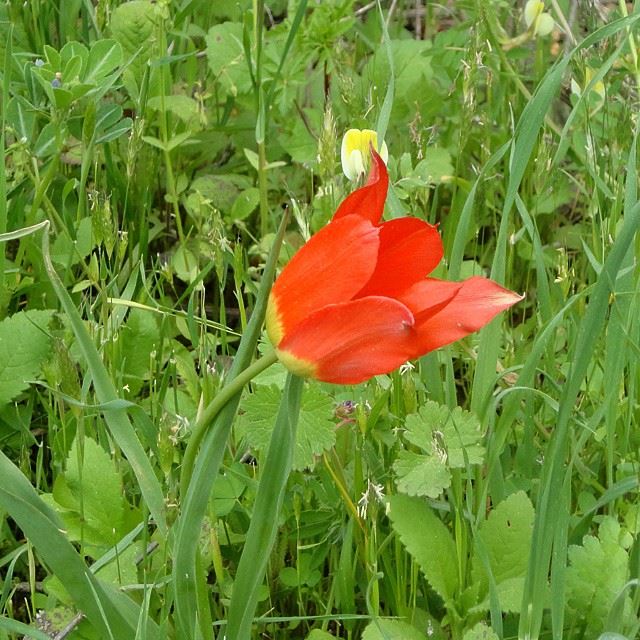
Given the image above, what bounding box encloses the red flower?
[266,152,522,384]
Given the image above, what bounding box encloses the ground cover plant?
[0,1,640,638]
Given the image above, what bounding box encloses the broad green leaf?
[306,631,336,640]
[0,450,157,639]
[84,39,122,83]
[119,307,160,395]
[147,94,201,125]
[362,619,426,640]
[463,622,500,640]
[0,310,53,406]
[412,148,454,185]
[230,187,260,221]
[394,450,450,498]
[394,402,484,498]
[6,95,35,141]
[190,174,252,213]
[238,383,335,470]
[205,22,253,95]
[42,436,139,556]
[471,491,535,597]
[34,121,60,158]
[404,402,485,467]
[211,463,248,518]
[51,216,94,266]
[110,0,160,86]
[387,494,458,602]
[566,517,633,635]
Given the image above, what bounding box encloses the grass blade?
[39,224,167,535]
[172,209,290,639]
[225,373,304,639]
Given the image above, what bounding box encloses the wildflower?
[524,0,554,37]
[570,67,605,102]
[357,480,386,519]
[265,150,522,385]
[341,128,388,181]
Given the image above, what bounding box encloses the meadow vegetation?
[1,1,640,639]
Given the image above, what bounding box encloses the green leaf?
[463,622,500,640]
[306,631,336,640]
[0,310,53,406]
[387,494,458,602]
[34,121,60,158]
[110,0,160,89]
[6,95,35,141]
[206,22,253,95]
[42,436,137,556]
[405,402,485,467]
[362,619,426,640]
[84,39,122,83]
[238,384,336,471]
[211,463,247,518]
[41,226,167,535]
[230,187,260,221]
[0,450,157,639]
[147,94,201,126]
[394,402,484,498]
[471,491,535,603]
[190,174,252,214]
[119,307,160,395]
[393,450,450,498]
[566,517,632,635]
[412,148,454,185]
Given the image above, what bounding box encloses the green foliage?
[394,401,484,498]
[2,2,640,639]
[42,436,140,556]
[206,22,253,96]
[463,622,500,640]
[0,310,53,406]
[362,619,427,640]
[565,517,637,635]
[387,494,459,603]
[471,492,535,613]
[238,383,336,470]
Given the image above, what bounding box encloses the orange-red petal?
[267,215,379,345]
[357,218,444,297]
[333,150,389,224]
[276,296,415,384]
[402,276,523,356]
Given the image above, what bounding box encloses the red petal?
[267,215,379,345]
[277,296,415,384]
[357,218,443,297]
[402,276,523,356]
[333,150,389,224]
[398,278,463,323]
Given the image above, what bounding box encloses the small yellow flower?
[341,128,388,181]
[524,0,554,37]
[571,67,605,102]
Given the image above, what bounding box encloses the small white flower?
[399,361,415,375]
[357,480,386,519]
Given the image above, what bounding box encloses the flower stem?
[180,350,278,495]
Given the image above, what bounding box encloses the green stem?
[258,140,269,237]
[180,350,278,494]
[618,0,640,95]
